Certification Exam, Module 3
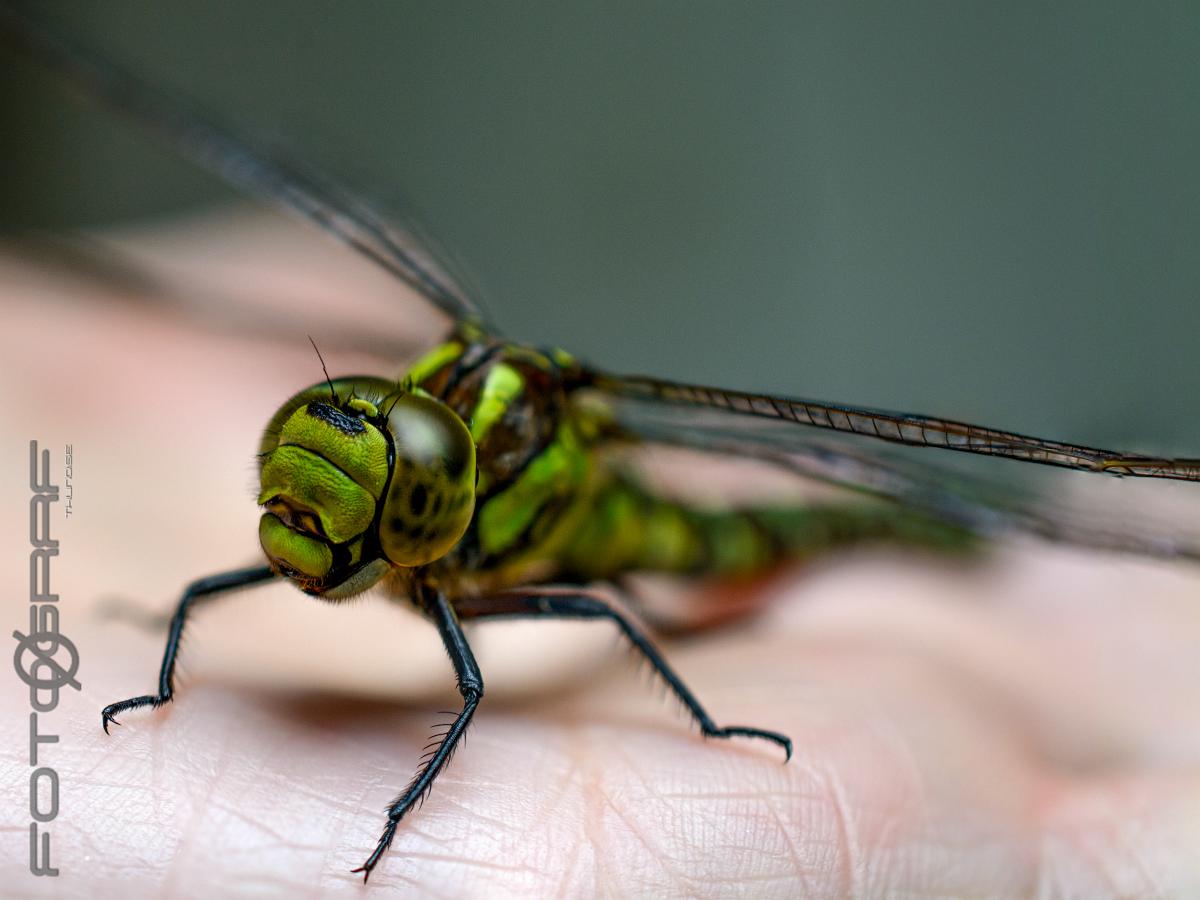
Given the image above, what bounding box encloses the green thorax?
[400,328,973,597]
[399,327,607,592]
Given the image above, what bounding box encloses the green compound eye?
[379,393,477,566]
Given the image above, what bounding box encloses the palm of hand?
[3,223,1199,898]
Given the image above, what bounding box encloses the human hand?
[3,216,1199,898]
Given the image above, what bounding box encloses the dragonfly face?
[257,376,477,598]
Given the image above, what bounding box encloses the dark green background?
[4,2,1198,450]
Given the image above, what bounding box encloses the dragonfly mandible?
[4,4,1200,882]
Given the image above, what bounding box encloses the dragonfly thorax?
[256,376,477,598]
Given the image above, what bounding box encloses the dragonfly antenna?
[307,335,337,402]
[384,386,408,419]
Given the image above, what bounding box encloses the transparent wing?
[593,372,1200,482]
[0,4,484,326]
[598,383,1200,565]
[9,228,436,364]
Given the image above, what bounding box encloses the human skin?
[2,217,1200,899]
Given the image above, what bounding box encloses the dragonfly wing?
[593,372,1200,482]
[602,388,1200,565]
[0,5,485,327]
[13,228,437,364]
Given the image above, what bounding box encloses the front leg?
[101,565,276,733]
[352,584,484,883]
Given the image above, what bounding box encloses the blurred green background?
[3,1,1198,450]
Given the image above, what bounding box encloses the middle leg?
[456,587,792,760]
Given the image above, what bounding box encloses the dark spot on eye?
[388,517,406,534]
[430,494,443,517]
[441,439,470,480]
[409,483,428,517]
[406,525,424,542]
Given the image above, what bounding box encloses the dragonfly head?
[256,376,476,599]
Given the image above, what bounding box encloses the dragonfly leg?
[457,589,792,762]
[100,565,276,734]
[352,586,483,883]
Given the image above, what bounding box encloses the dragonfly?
[6,5,1200,882]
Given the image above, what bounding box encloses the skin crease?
[3,214,1200,899]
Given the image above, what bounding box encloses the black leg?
[456,588,792,761]
[101,565,277,733]
[352,585,484,883]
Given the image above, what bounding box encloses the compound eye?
[379,394,477,566]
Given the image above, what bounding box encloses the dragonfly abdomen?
[558,472,976,581]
